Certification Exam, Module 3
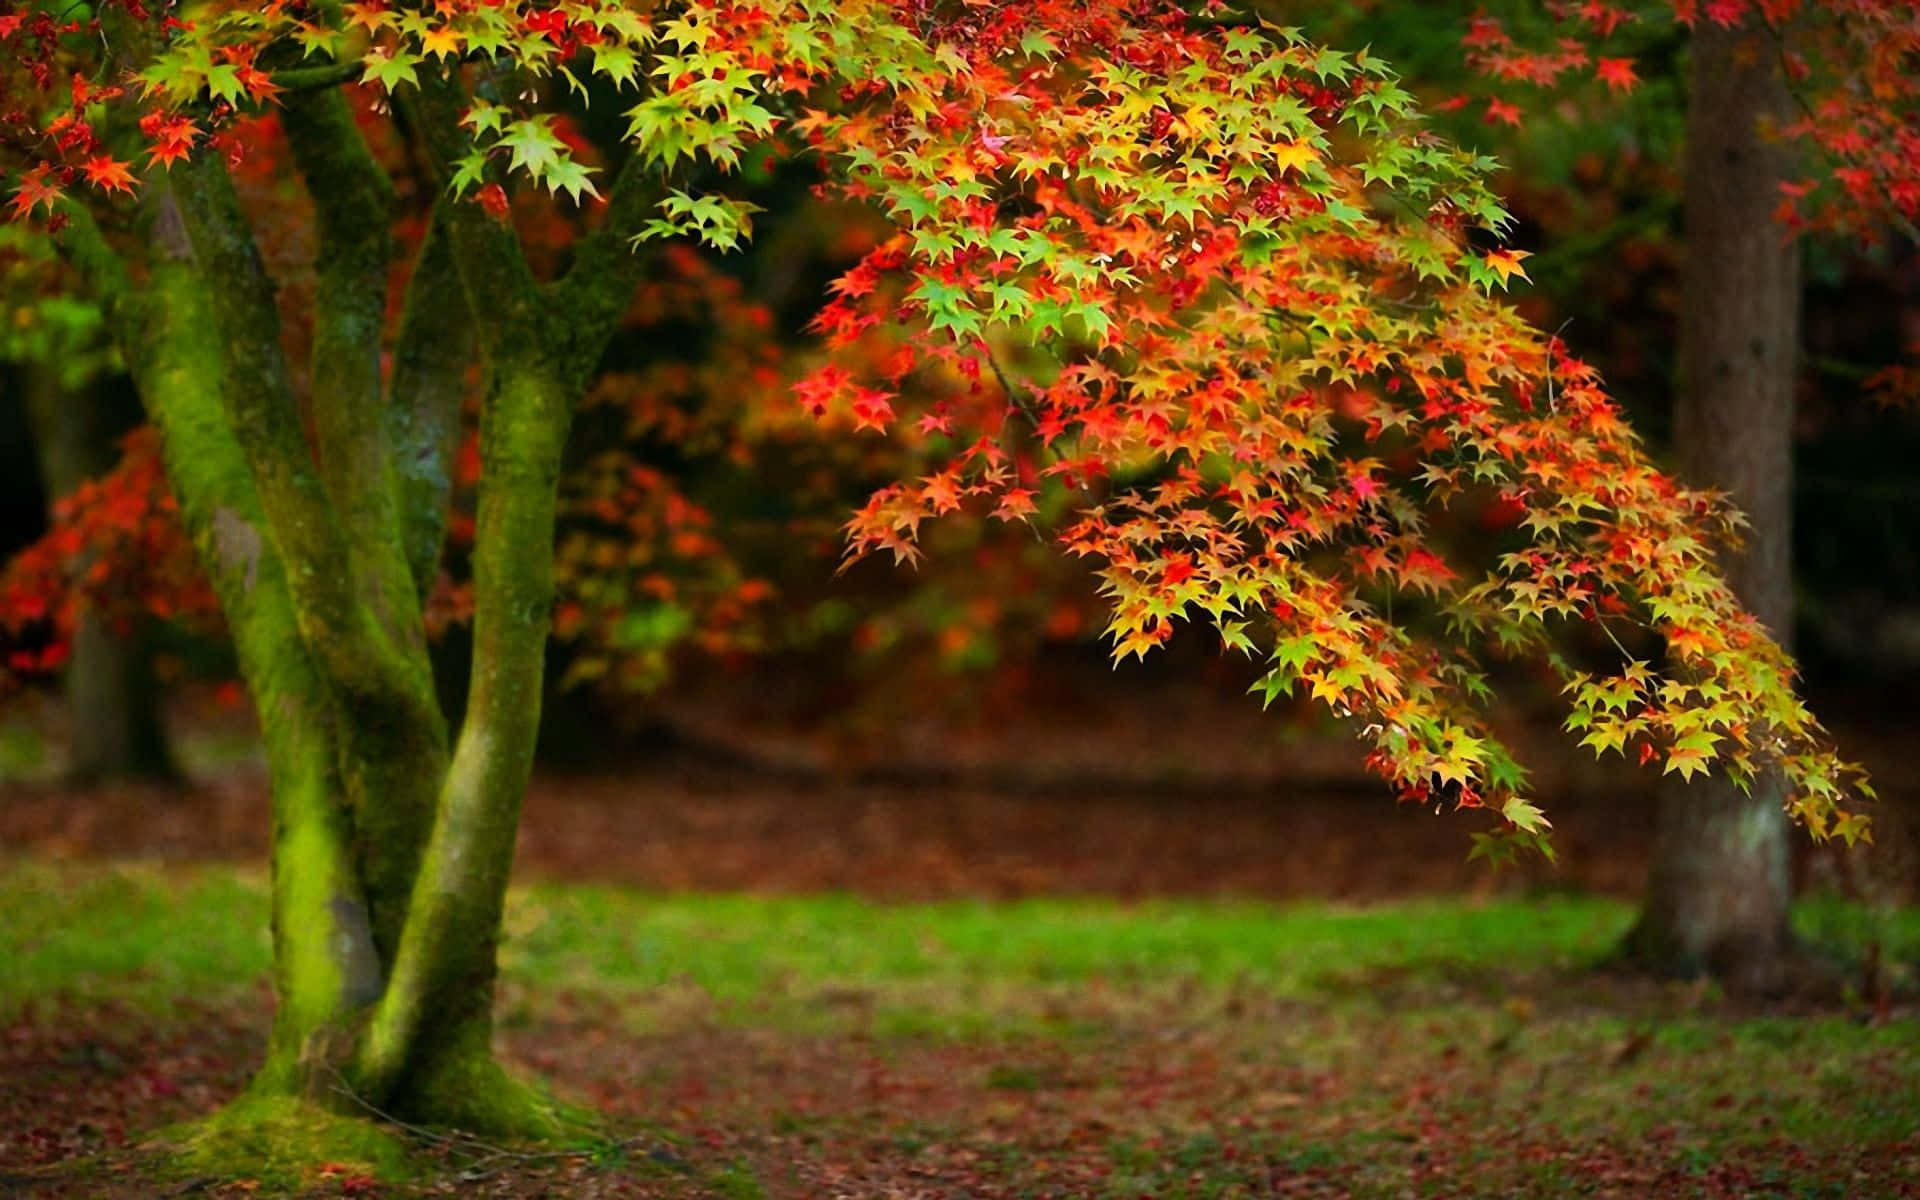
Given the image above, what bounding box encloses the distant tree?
[1,239,179,783]
[20,367,178,782]
[0,0,1868,1160]
[1436,0,1918,988]
[1622,13,1803,989]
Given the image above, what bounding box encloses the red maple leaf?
[141,114,198,169]
[82,155,137,196]
[9,167,62,219]
[1704,0,1748,26]
[1579,2,1634,37]
[849,387,895,433]
[1594,57,1638,93]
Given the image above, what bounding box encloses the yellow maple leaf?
[1484,248,1531,285]
[342,2,391,33]
[418,25,464,60]
[1272,140,1319,176]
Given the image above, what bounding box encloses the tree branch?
[272,59,366,93]
[281,85,410,595]
[356,358,570,1100]
[387,202,476,598]
[399,67,542,356]
[548,152,669,360]
[165,154,361,651]
[281,84,453,962]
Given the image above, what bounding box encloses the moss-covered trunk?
[47,28,663,1159]
[355,360,576,1134]
[1622,16,1800,992]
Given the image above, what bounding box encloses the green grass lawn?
[3,860,1918,1198]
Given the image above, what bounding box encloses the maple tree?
[0,0,1885,1155]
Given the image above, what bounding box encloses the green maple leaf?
[545,156,602,205]
[363,48,423,93]
[447,152,489,197]
[498,117,565,180]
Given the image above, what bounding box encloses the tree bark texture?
[1624,18,1801,992]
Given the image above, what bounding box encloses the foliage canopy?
[1,0,1889,854]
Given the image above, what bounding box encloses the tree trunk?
[1622,17,1801,992]
[49,35,662,1162]
[19,363,178,785]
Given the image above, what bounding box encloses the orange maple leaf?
[1484,248,1532,285]
[9,167,62,219]
[342,2,391,33]
[82,155,138,196]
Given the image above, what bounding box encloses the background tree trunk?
[1622,17,1800,991]
[19,362,178,785]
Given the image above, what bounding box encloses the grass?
[6,861,1916,1026]
[1,862,1649,1027]
[4,860,1919,1198]
[1,863,272,1018]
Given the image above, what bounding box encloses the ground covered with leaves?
[2,862,1917,1199]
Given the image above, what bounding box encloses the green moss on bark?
[167,1094,415,1190]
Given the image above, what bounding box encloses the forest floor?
[4,667,1919,1197]
[2,862,1918,1199]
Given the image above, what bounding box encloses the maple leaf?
[849,387,895,433]
[419,25,463,60]
[992,489,1038,523]
[921,470,963,514]
[9,167,62,219]
[1704,0,1748,27]
[342,2,392,33]
[143,114,198,169]
[1483,248,1532,285]
[1579,2,1635,37]
[1271,141,1320,177]
[1594,57,1639,93]
[477,182,510,221]
[80,156,138,196]
[1484,98,1523,127]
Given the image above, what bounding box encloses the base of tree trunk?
[1617,773,1806,997]
[1614,915,1802,996]
[1610,915,1857,1001]
[169,1094,416,1191]
[380,1046,587,1141]
[168,1050,595,1190]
